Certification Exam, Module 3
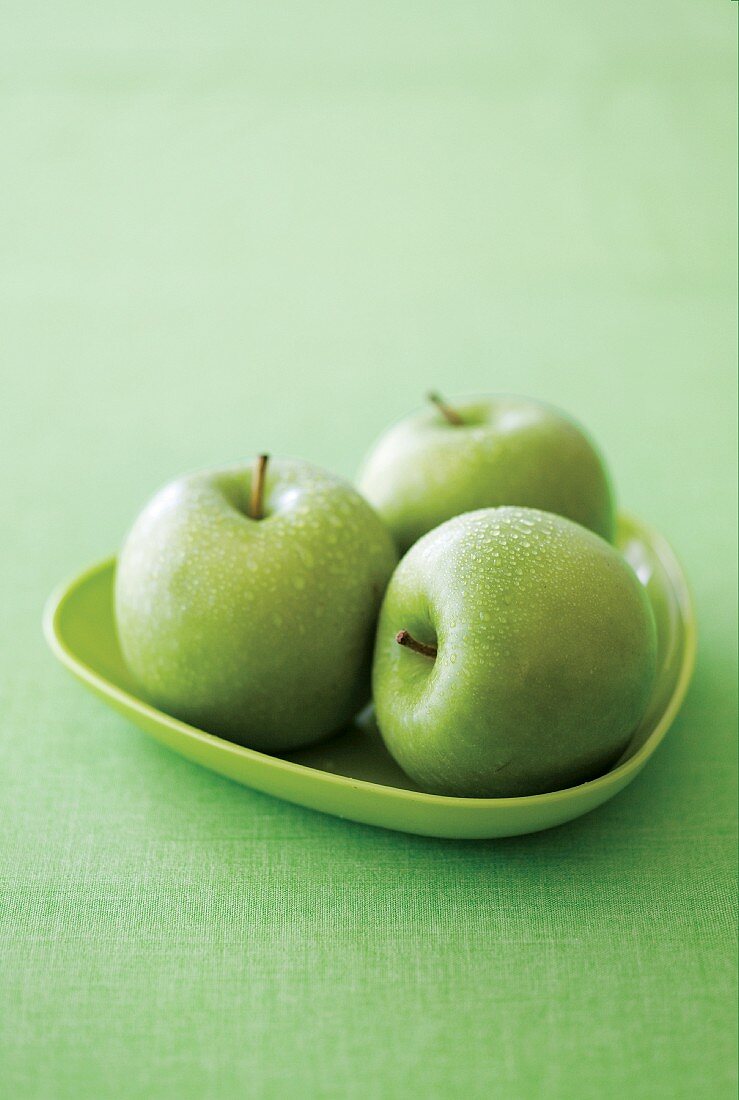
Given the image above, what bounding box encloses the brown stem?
[396,629,437,658]
[249,453,269,520]
[427,390,463,426]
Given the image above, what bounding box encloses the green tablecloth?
[2,3,736,1097]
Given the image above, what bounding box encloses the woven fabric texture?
[1,3,736,1097]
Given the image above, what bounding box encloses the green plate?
[43,514,695,839]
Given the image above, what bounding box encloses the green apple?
[115,456,397,752]
[358,393,615,554]
[372,506,657,797]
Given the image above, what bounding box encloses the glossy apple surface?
[372,507,657,797]
[115,458,397,752]
[359,395,615,554]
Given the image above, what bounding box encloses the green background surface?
[2,2,737,1097]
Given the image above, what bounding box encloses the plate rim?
[42,512,697,813]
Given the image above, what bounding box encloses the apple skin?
[115,459,398,752]
[358,395,615,554]
[372,507,657,797]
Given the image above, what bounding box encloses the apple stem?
[249,453,269,520]
[427,391,463,426]
[396,629,438,658]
